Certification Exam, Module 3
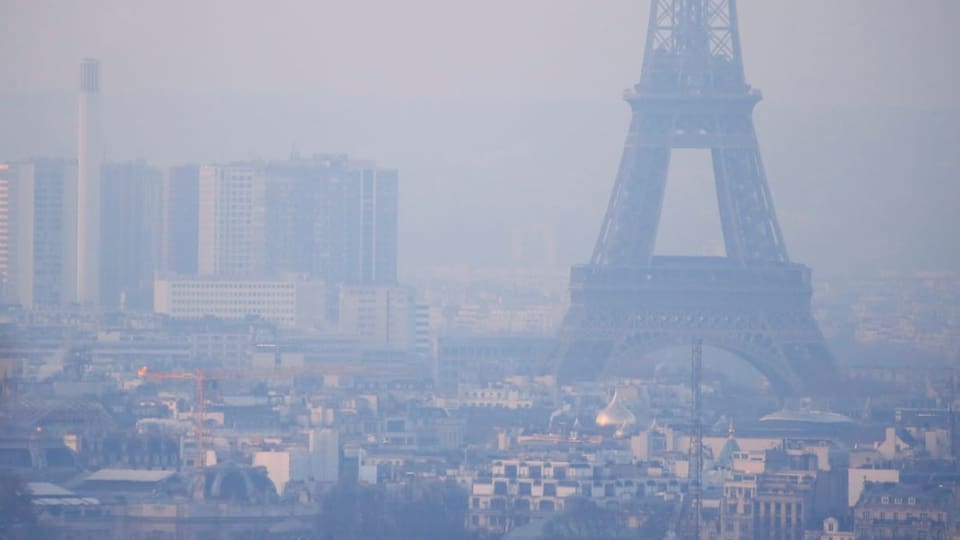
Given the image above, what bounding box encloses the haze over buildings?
[0,2,958,540]
[1,1,958,277]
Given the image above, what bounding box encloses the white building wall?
[0,162,77,308]
[153,277,324,327]
[338,285,415,350]
[253,451,292,496]
[848,468,899,507]
[197,165,264,276]
[0,165,32,306]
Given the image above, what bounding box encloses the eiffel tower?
[554,0,835,396]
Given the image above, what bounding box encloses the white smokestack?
[77,58,101,306]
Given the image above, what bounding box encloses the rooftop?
[27,482,76,497]
[759,409,854,424]
[84,468,177,483]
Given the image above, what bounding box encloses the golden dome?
[595,391,637,428]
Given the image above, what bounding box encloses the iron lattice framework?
[687,339,704,538]
[555,0,834,396]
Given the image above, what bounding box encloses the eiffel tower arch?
[554,0,835,396]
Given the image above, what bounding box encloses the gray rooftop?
[84,468,177,483]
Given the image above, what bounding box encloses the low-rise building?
[338,285,416,351]
[153,276,325,328]
[853,482,956,540]
[804,516,854,540]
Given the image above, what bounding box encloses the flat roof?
[33,497,100,506]
[84,468,177,483]
[27,482,75,497]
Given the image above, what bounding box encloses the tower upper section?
[636,0,750,97]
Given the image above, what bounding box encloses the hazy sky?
[3,0,958,108]
[2,1,958,277]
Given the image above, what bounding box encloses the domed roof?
[715,425,741,466]
[595,391,637,428]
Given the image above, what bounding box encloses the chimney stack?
[76,58,101,306]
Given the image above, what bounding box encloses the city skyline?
[1,2,959,278]
[1,2,959,539]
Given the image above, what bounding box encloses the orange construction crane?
[137,366,238,469]
[137,362,418,465]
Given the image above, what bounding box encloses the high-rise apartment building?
[262,160,325,277]
[0,168,10,300]
[76,58,102,306]
[197,165,265,277]
[332,162,398,284]
[100,161,161,310]
[160,165,199,275]
[185,155,398,326]
[0,160,78,308]
[262,155,398,285]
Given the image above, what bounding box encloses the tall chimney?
[77,58,101,306]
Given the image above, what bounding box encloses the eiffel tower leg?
[592,114,672,266]
[712,141,787,264]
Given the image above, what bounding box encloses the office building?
[338,285,415,350]
[197,165,265,277]
[263,155,398,285]
[100,161,161,310]
[261,159,324,277]
[354,163,397,284]
[195,157,397,286]
[160,164,199,275]
[0,160,78,307]
[153,276,325,328]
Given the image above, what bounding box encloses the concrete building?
[719,469,817,540]
[804,517,854,540]
[252,450,311,496]
[0,160,77,307]
[435,336,555,392]
[100,161,161,310]
[374,408,464,453]
[415,302,436,360]
[261,159,323,278]
[197,164,265,277]
[159,164,199,275]
[76,58,102,306]
[195,156,397,286]
[848,468,899,507]
[853,482,956,540]
[308,428,340,484]
[354,164,398,285]
[262,155,398,285]
[153,276,325,328]
[468,459,582,533]
[262,156,395,322]
[338,285,415,350]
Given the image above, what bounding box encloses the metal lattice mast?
[950,366,957,461]
[687,338,704,538]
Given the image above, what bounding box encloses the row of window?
[878,495,918,505]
